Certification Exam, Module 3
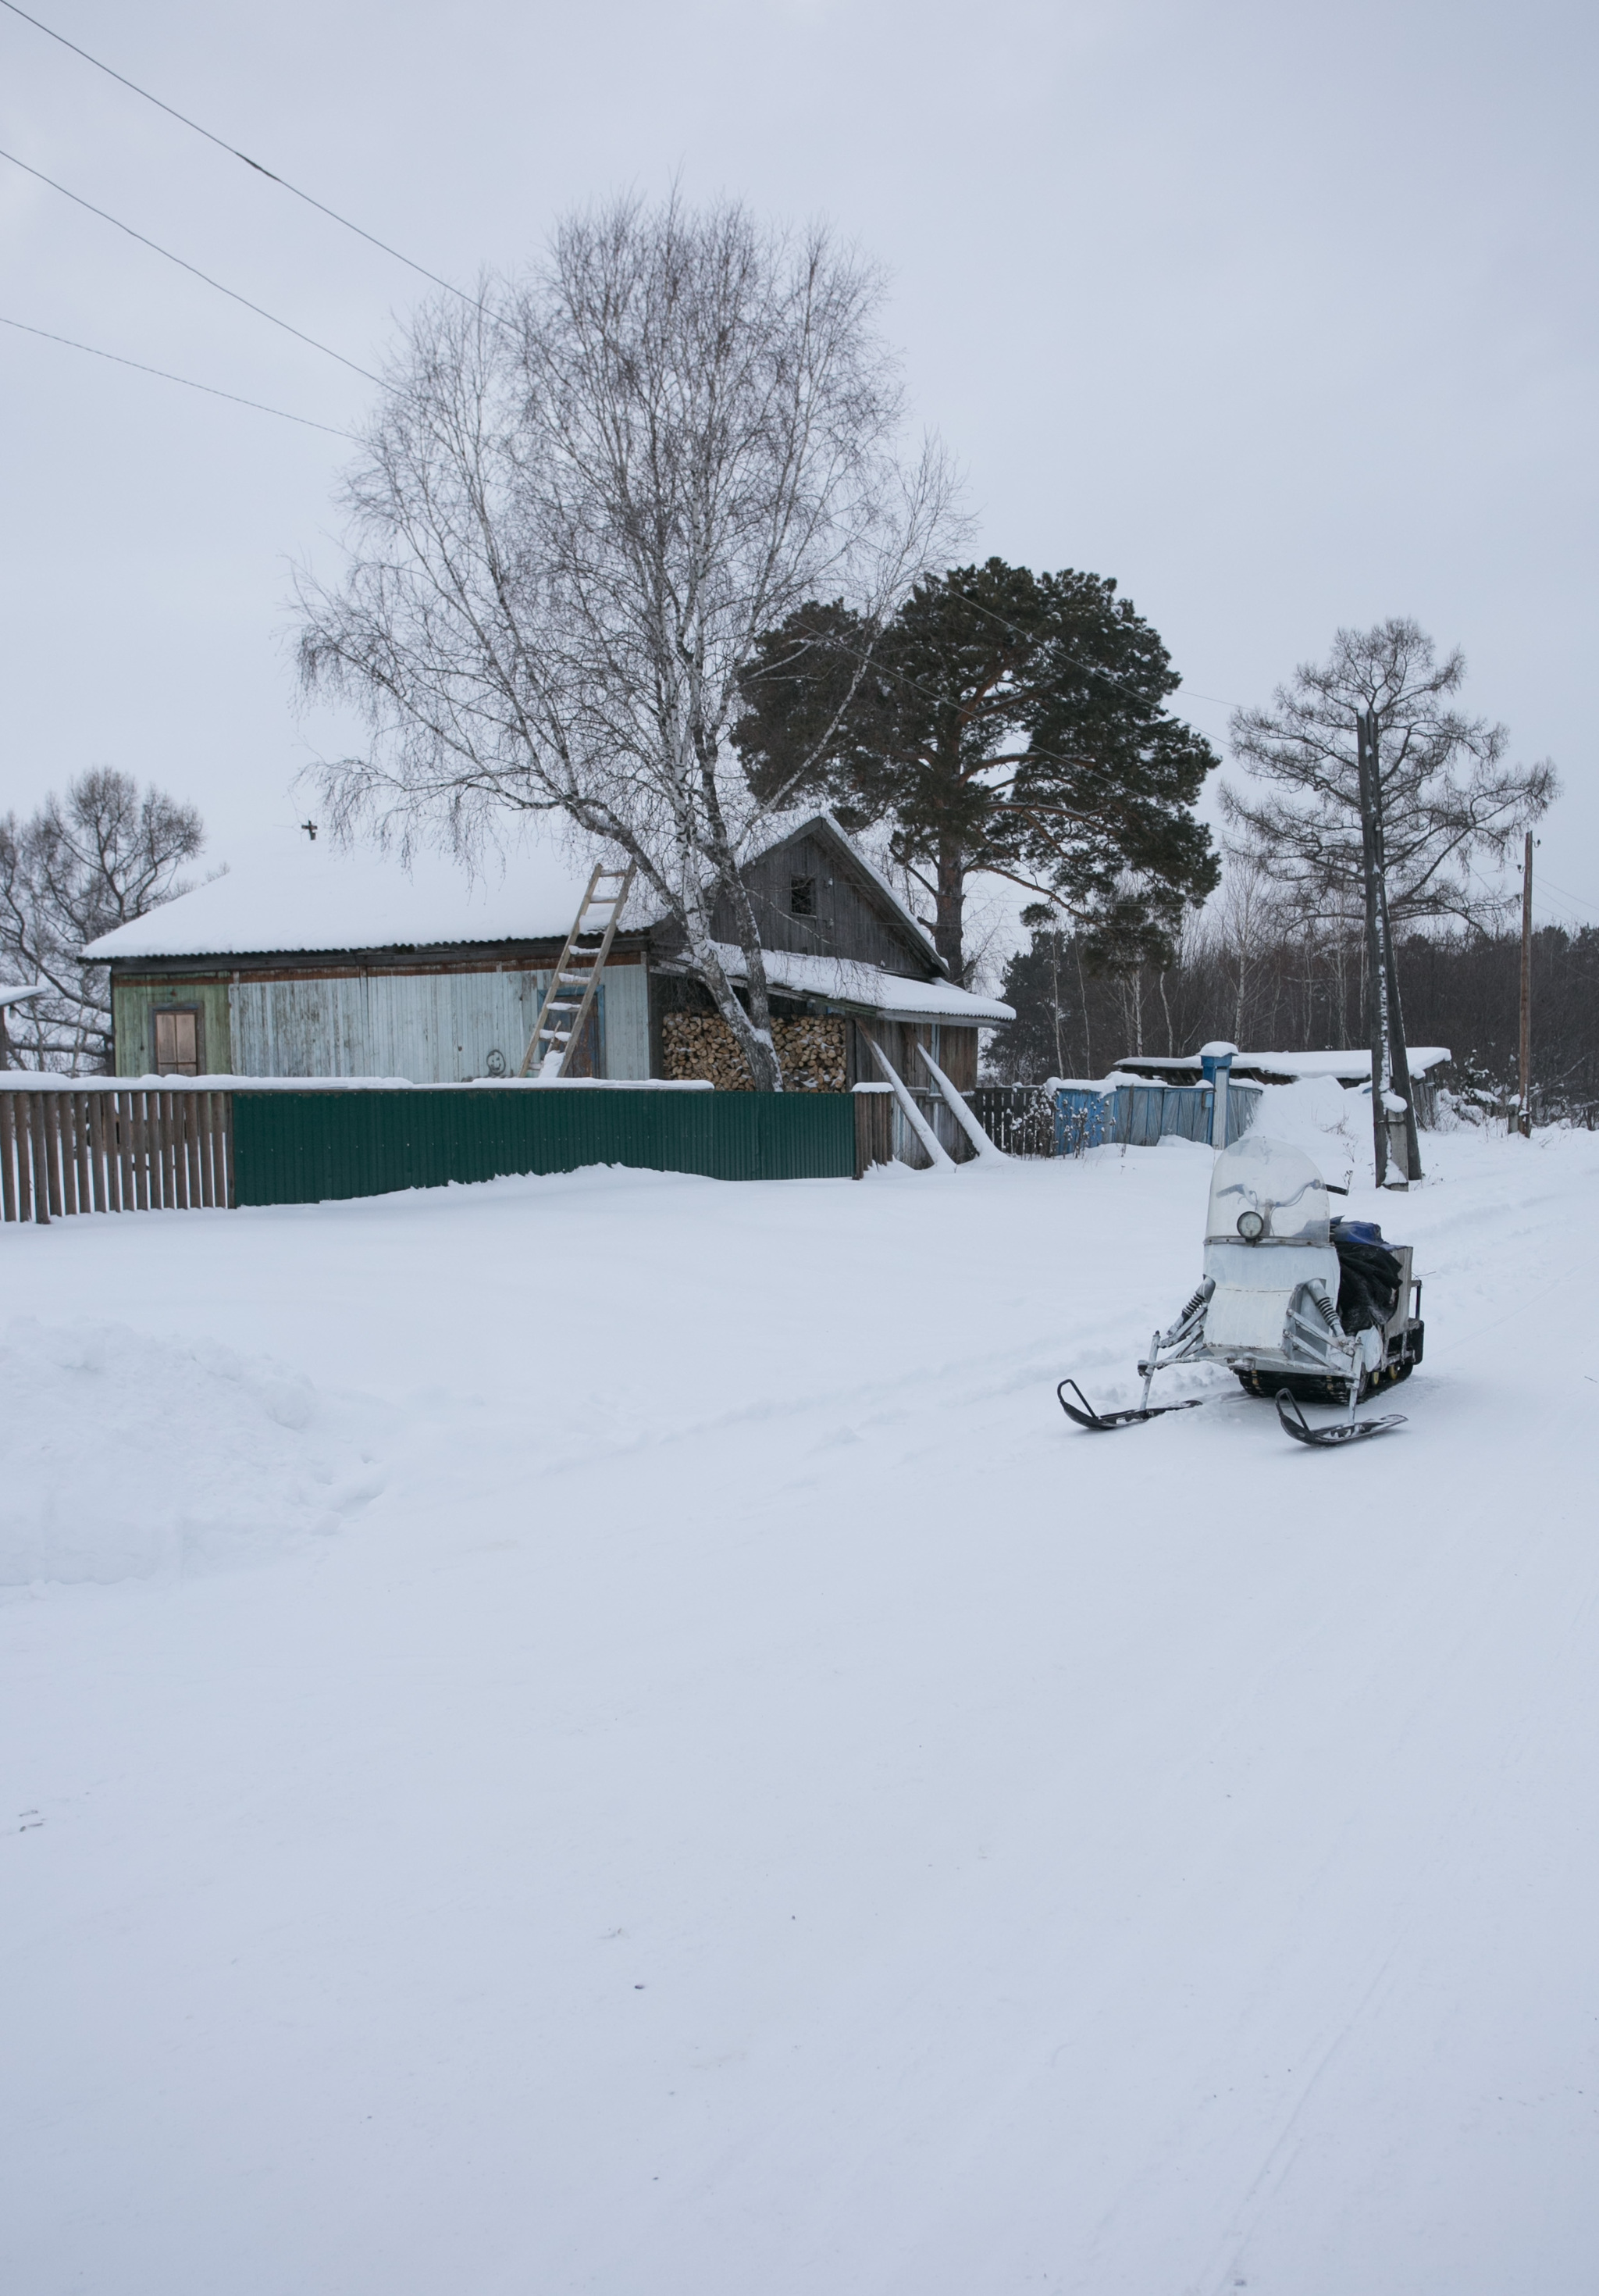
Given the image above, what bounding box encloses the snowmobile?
[1057,1132,1425,1449]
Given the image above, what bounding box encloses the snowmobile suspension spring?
[1311,1288,1339,1329]
[1178,1279,1213,1324]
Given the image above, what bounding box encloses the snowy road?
[3,1110,1597,2294]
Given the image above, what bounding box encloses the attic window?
[789,875,817,917]
[152,1006,202,1076]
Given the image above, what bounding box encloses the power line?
[1535,870,1599,918]
[0,312,358,437]
[0,0,481,311]
[0,5,1249,735]
[0,142,382,383]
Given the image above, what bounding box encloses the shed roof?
[1113,1048,1451,1086]
[82,838,607,961]
[705,943,1013,1024]
[81,811,942,974]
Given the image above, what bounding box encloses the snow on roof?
[1115,1048,1451,1082]
[82,836,602,961]
[82,811,942,977]
[0,983,45,1009]
[707,943,1013,1024]
[1044,1072,1156,1094]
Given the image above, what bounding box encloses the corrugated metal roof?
[84,838,600,960]
[708,944,1014,1024]
[82,812,941,975]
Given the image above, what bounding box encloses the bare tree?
[296,194,958,1089]
[1225,621,1554,931]
[1226,619,1554,1180]
[0,769,205,1071]
[1209,849,1285,1045]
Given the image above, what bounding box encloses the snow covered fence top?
[0,1074,714,1093]
[1,1076,875,1221]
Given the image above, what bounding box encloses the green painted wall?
[113,977,233,1076]
[232,1086,856,1202]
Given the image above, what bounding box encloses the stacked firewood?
[662,1011,847,1091]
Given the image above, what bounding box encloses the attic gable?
[709,814,945,981]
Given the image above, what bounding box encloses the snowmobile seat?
[1330,1218,1406,1336]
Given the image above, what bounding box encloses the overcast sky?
[2,0,1594,943]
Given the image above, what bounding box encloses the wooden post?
[1376,752,1423,1182]
[116,1089,134,1210]
[183,1091,202,1207]
[1515,830,1533,1136]
[87,1091,107,1211]
[1355,711,1418,1185]
[131,1090,149,1210]
[220,1091,235,1207]
[0,1093,16,1221]
[1355,712,1388,1186]
[73,1091,91,1213]
[28,1093,50,1222]
[41,1091,63,1216]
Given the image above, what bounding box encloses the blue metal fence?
[1053,1080,1260,1153]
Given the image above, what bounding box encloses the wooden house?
[85,817,1010,1153]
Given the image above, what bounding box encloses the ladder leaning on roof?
[517,863,636,1078]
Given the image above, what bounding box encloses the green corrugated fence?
[232,1086,858,1206]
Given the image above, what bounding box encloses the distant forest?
[990,922,1599,1123]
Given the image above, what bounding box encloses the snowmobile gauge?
[1058,1133,1425,1449]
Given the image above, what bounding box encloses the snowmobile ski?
[1274,1389,1406,1448]
[1056,1379,1205,1432]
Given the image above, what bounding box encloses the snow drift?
[0,1317,384,1585]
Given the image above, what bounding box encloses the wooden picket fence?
[0,1085,233,1224]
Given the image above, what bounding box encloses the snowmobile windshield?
[1205,1134,1331,1249]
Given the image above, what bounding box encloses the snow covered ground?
[4,1096,1597,2295]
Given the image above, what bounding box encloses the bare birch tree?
[0,769,205,1071]
[295,195,958,1089]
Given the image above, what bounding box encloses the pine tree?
[733,558,1219,982]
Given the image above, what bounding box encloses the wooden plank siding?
[707,829,933,975]
[846,1019,981,1164]
[111,942,653,1085]
[0,1086,234,1222]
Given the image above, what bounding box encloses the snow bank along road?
[3,1111,1597,2295]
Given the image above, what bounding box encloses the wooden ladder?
[518,863,636,1077]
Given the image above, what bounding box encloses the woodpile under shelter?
[85,817,1010,1158]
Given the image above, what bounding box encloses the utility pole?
[1372,712,1421,1185]
[1355,711,1387,1185]
[1355,709,1419,1185]
[1515,829,1533,1136]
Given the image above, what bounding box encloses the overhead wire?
[0,0,1264,826]
[0,312,359,437]
[1,9,1247,730]
[1,1,1262,757]
[1534,871,1599,918]
[0,0,484,312]
[0,143,382,382]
